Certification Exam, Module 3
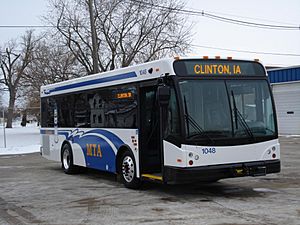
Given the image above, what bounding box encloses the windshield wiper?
[231,91,254,140]
[183,96,214,144]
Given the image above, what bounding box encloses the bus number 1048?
[202,147,216,154]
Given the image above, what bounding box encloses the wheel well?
[116,145,132,174]
[61,141,71,162]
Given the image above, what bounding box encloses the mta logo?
[86,144,102,158]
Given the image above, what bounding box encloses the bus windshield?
[179,79,276,144]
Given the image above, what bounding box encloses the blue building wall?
[268,67,300,84]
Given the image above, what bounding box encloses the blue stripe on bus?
[85,129,124,150]
[46,72,137,94]
[41,128,126,173]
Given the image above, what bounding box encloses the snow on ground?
[0,122,40,155]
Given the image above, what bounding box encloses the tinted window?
[56,95,75,127]
[166,87,180,137]
[74,93,91,127]
[41,85,137,128]
[88,87,137,128]
[41,97,55,127]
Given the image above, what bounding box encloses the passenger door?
[139,85,161,173]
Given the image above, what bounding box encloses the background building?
[268,66,300,135]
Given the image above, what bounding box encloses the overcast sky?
[0,0,299,66]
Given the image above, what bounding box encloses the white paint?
[163,141,187,167]
[272,82,300,135]
[164,139,280,167]
[40,58,175,98]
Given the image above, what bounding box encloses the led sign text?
[194,64,241,75]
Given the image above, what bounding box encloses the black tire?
[119,150,141,189]
[61,144,79,174]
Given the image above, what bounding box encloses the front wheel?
[119,151,141,189]
[61,144,79,174]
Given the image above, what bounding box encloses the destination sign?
[116,92,133,99]
[173,60,266,76]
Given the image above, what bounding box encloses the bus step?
[141,173,163,182]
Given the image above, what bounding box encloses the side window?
[56,95,75,127]
[88,90,108,128]
[142,87,157,134]
[41,97,55,127]
[112,87,137,128]
[74,93,90,128]
[166,87,180,137]
[87,85,137,128]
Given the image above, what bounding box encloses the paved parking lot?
[0,136,299,225]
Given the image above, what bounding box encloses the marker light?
[177,159,182,163]
[272,154,276,159]
[215,56,221,59]
[254,59,260,62]
[189,160,194,165]
[203,56,209,59]
[227,56,233,60]
[174,56,180,60]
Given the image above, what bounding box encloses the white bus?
[40,57,280,188]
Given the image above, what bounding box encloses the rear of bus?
[163,58,280,183]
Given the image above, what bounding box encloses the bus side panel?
[56,128,139,175]
[40,130,61,162]
[72,142,86,167]
[163,141,187,167]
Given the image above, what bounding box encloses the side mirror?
[157,85,170,106]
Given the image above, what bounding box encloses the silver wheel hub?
[122,156,135,183]
[63,149,70,170]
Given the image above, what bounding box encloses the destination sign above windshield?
[173,60,266,76]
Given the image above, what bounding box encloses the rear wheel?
[61,144,79,174]
[119,150,141,189]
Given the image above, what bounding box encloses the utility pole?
[2,108,6,148]
[88,0,99,74]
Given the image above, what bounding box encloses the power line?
[202,10,298,26]
[191,44,300,57]
[0,25,55,28]
[128,0,300,30]
[1,43,299,58]
[0,2,299,31]
[0,25,85,29]
[202,12,299,30]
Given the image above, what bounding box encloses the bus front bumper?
[164,160,280,184]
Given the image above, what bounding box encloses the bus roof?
[40,57,266,97]
[40,58,175,97]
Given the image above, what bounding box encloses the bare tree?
[21,38,82,125]
[46,0,191,74]
[23,39,82,93]
[0,31,38,128]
